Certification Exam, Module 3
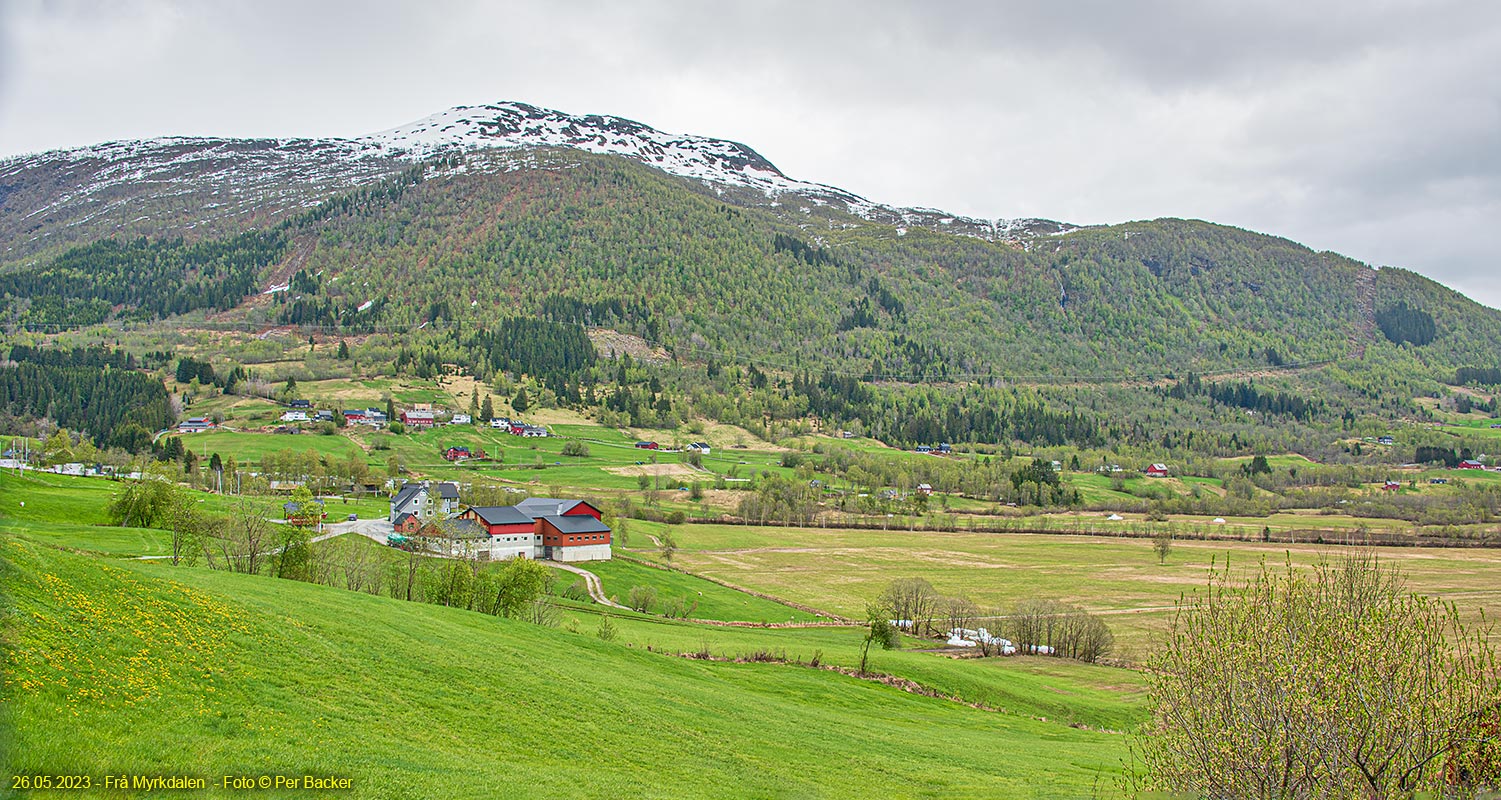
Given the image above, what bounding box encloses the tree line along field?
[117,371,1501,531]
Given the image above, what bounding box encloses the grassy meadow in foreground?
[1,535,1138,799]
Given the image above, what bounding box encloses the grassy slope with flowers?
[0,533,1137,800]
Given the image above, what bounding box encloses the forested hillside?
[4,127,1501,457]
[10,146,1493,382]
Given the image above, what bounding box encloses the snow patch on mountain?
[0,100,1081,258]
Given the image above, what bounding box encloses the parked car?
[347,513,358,521]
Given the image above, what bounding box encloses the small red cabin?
[1145,464,1170,478]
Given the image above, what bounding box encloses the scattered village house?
[388,481,460,522]
[1460,459,1486,470]
[1146,463,1170,478]
[401,406,437,428]
[344,408,388,427]
[392,512,423,534]
[283,499,326,524]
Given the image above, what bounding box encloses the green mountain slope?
[2,536,1131,799]
[13,147,1499,383]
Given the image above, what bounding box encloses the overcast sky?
[2,0,1497,308]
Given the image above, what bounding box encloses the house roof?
[392,484,427,509]
[469,505,535,526]
[516,497,591,518]
[437,482,460,499]
[393,512,415,526]
[540,515,611,535]
[436,518,486,539]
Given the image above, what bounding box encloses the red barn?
[402,409,436,427]
[460,505,537,536]
[1146,463,1170,478]
[1460,460,1485,470]
[537,515,612,561]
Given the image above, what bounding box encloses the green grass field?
[580,557,823,623]
[2,535,1140,799]
[627,522,1501,656]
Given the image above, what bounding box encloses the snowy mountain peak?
[362,101,796,193]
[0,100,1078,263]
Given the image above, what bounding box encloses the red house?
[402,409,436,427]
[1145,463,1170,478]
[1459,459,1485,470]
[393,512,422,534]
[635,441,658,450]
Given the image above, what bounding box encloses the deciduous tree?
[1133,554,1499,798]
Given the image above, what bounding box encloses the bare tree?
[1133,553,1500,798]
[942,594,979,637]
[337,536,372,593]
[1005,599,1113,662]
[880,577,939,636]
[205,498,273,574]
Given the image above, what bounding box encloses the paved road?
[313,517,394,544]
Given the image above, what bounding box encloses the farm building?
[393,512,422,534]
[454,498,611,561]
[401,409,437,428]
[1145,464,1170,478]
[177,417,214,433]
